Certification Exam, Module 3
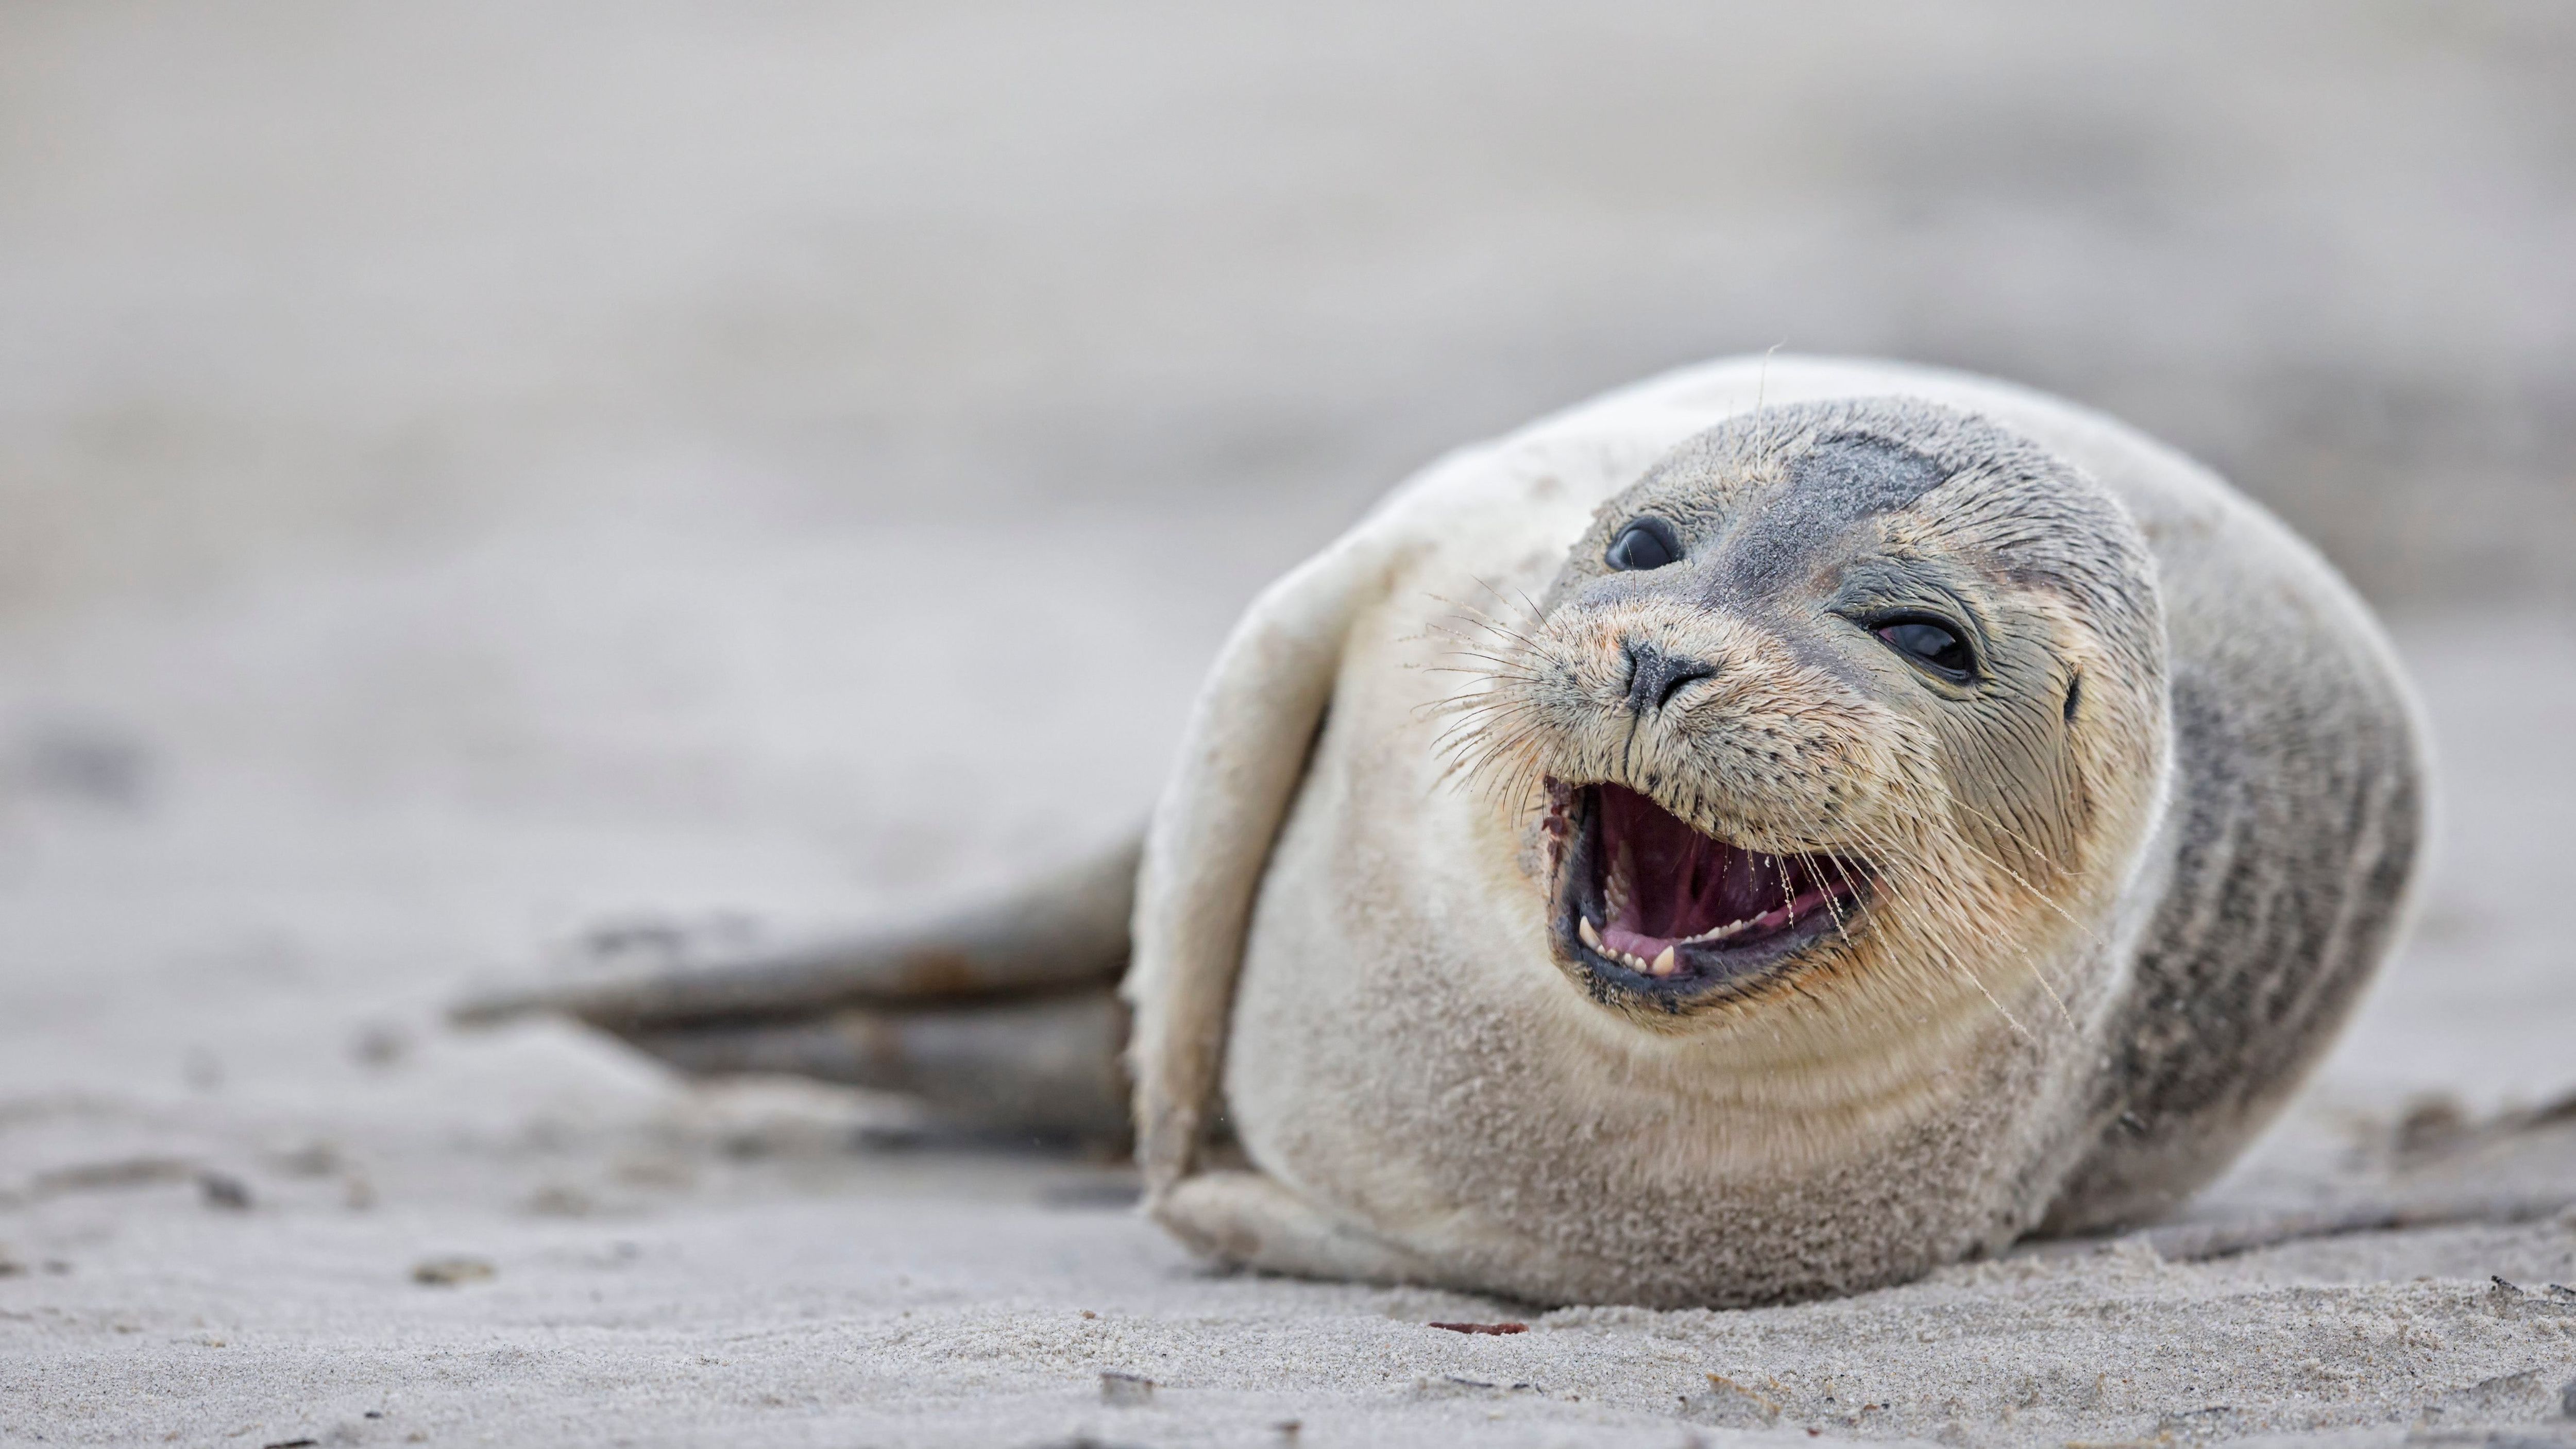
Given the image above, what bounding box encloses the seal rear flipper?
[448,833,1140,1140]
[622,990,1133,1144]
[450,832,1140,1034]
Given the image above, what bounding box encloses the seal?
[1128,355,2427,1306]
[464,355,2430,1307]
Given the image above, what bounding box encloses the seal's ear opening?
[2064,671,2082,726]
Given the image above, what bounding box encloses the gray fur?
[2040,451,2429,1229]
[1720,433,1948,598]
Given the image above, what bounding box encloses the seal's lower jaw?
[1547,780,1867,1005]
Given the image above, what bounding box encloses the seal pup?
[464,355,2429,1307]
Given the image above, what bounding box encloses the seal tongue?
[1595,783,1796,960]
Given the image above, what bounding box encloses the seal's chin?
[1548,780,1867,1000]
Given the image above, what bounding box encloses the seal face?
[1448,397,2167,1030]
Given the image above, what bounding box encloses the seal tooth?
[1578,917,1604,952]
[1685,916,1754,945]
[1648,946,1677,977]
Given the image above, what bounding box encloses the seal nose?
[1621,639,1717,714]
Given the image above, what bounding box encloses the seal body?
[1125,356,2428,1307]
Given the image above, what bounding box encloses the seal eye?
[1605,519,1680,572]
[1875,617,1975,681]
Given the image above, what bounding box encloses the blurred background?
[3,2,2573,1153]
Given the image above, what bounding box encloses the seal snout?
[1549,779,1866,997]
[1619,638,1717,715]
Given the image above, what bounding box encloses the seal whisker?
[1421,646,1534,674]
[1433,725,1543,785]
[1940,793,2074,873]
[1422,690,1539,723]
[1421,618,1538,652]
[1418,643,1539,674]
[1927,801,2105,950]
[1840,781,2088,1033]
[1437,718,1553,803]
[1431,708,1538,745]
[1822,815,2042,1043]
[1458,576,1550,634]
[1813,850,1863,946]
[1423,596,1549,654]
[1466,572,1547,624]
[1417,665,1543,683]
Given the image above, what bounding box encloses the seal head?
[1452,397,2169,1031]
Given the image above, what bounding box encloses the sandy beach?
[4,561,2574,1446]
[5,5,2575,1444]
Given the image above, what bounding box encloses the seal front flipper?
[1155,1170,1445,1286]
[617,989,1133,1142]
[1125,502,1409,1211]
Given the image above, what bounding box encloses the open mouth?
[1550,781,1867,995]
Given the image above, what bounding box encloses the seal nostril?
[1622,639,1718,714]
